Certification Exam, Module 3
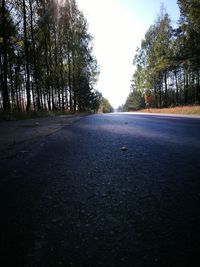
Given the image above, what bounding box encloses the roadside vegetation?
[138,105,200,115]
[0,109,89,121]
[98,97,114,113]
[0,96,114,120]
[122,0,200,114]
[0,0,102,116]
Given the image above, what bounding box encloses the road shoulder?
[0,114,86,159]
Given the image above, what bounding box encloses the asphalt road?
[1,113,200,267]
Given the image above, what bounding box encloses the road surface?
[1,113,200,266]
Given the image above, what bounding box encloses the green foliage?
[0,0,99,113]
[129,2,200,110]
[98,97,114,113]
[177,0,200,70]
[124,90,145,111]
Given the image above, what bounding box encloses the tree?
[98,97,113,113]
[124,86,145,111]
[177,0,200,102]
[130,2,200,110]
[0,0,14,111]
[0,0,100,114]
[22,0,31,111]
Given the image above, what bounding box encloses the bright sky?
[76,0,180,108]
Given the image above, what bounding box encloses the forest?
[0,0,101,114]
[1,0,200,115]
[124,0,200,111]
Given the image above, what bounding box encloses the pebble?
[120,146,127,151]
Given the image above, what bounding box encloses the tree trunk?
[72,49,76,111]
[29,0,41,111]
[9,63,14,110]
[184,70,189,104]
[14,66,20,111]
[174,70,179,105]
[23,0,31,111]
[1,0,10,111]
[197,71,200,102]
[53,24,60,110]
[67,50,73,110]
[164,71,168,107]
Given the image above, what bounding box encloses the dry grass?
[138,105,200,115]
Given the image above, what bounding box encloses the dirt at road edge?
[0,115,86,159]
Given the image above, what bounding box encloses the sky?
[76,0,180,109]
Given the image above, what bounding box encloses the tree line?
[0,0,101,113]
[124,0,200,111]
[98,97,114,113]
